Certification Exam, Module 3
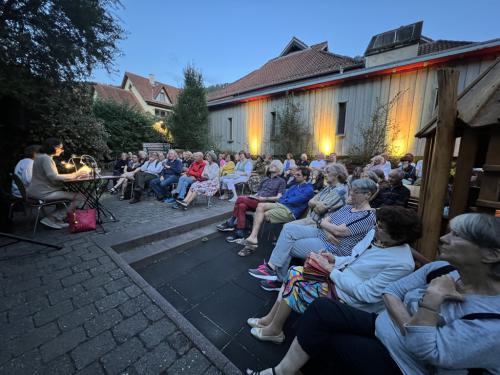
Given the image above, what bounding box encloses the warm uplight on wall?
[313,93,335,155]
[320,138,333,155]
[246,101,264,155]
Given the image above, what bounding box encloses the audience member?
[296,153,309,168]
[367,155,386,173]
[414,159,423,185]
[381,152,392,178]
[27,138,86,229]
[294,163,348,226]
[218,162,286,242]
[181,151,193,171]
[249,213,500,375]
[371,169,410,208]
[247,206,420,343]
[326,152,337,165]
[171,152,206,202]
[129,152,163,203]
[113,153,129,176]
[12,144,40,198]
[109,154,141,199]
[220,151,253,202]
[283,153,296,175]
[218,153,226,168]
[220,154,235,176]
[309,153,326,170]
[236,167,314,257]
[399,155,417,185]
[150,149,182,201]
[248,155,267,193]
[265,153,274,165]
[248,178,377,290]
[285,166,299,188]
[175,152,220,209]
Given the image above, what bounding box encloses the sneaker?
[226,229,246,243]
[164,197,176,203]
[259,280,282,292]
[129,197,140,204]
[248,263,278,281]
[40,217,62,229]
[216,222,235,232]
[171,203,179,209]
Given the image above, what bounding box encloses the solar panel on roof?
[365,21,423,56]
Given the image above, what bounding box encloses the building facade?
[208,22,500,157]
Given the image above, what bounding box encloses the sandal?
[246,368,277,375]
[250,327,285,343]
[238,246,257,257]
[235,238,258,247]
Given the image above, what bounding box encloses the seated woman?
[247,206,420,343]
[27,138,87,229]
[12,144,40,198]
[113,152,129,176]
[109,154,141,199]
[248,213,500,375]
[175,151,219,209]
[220,154,235,176]
[248,178,377,291]
[170,152,205,202]
[248,155,267,193]
[283,153,296,177]
[220,151,252,202]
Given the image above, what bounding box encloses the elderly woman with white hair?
[247,213,500,375]
[249,178,378,290]
[176,151,220,209]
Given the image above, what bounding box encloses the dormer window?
[156,92,166,102]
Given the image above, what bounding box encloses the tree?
[93,99,166,155]
[275,94,313,156]
[348,90,406,163]
[168,66,210,150]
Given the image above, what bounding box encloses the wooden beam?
[449,127,479,218]
[419,68,459,259]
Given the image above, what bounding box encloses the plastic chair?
[11,174,70,236]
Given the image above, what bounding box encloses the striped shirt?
[318,205,376,256]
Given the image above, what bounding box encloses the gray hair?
[450,214,500,249]
[205,151,217,163]
[269,159,284,174]
[351,178,378,196]
[325,163,348,183]
[390,169,405,180]
[167,149,177,158]
[364,171,379,184]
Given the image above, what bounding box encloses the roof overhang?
[208,38,500,108]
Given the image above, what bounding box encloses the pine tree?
[169,66,210,150]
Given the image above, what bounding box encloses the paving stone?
[124,284,142,298]
[84,309,123,338]
[81,246,104,261]
[139,318,177,349]
[73,287,107,308]
[58,304,98,331]
[98,255,112,265]
[95,290,129,312]
[167,331,191,356]
[118,293,151,318]
[104,277,132,294]
[89,262,117,277]
[9,322,60,357]
[143,304,165,321]
[48,284,85,305]
[204,366,223,375]
[40,326,87,362]
[8,296,49,320]
[61,271,91,288]
[134,342,177,375]
[0,311,7,324]
[112,313,149,343]
[1,316,35,341]
[0,293,25,312]
[4,277,41,295]
[71,330,116,370]
[109,268,125,280]
[36,256,67,271]
[75,361,105,375]
[167,348,211,374]
[33,300,73,327]
[101,337,146,375]
[72,259,100,273]
[39,354,75,374]
[0,348,42,375]
[82,274,114,291]
[42,267,72,284]
[24,279,63,301]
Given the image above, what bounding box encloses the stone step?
[120,223,224,269]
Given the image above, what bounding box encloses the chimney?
[148,74,156,86]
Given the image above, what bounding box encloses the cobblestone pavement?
[0,195,237,374]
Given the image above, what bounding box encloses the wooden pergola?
[415,57,500,259]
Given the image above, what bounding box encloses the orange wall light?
[246,101,264,155]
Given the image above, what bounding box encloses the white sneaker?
[57,222,69,228]
[40,217,62,229]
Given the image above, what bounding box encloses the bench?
[142,143,170,154]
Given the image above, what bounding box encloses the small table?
[64,175,119,224]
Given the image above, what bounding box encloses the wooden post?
[419,68,459,259]
[449,127,479,218]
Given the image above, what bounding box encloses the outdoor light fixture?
[63,155,100,176]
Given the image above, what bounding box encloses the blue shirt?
[278,182,314,219]
[160,158,182,177]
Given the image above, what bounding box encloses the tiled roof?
[94,83,141,109]
[123,71,181,107]
[208,44,360,101]
[418,40,474,56]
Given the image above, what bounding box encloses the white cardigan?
[330,229,415,313]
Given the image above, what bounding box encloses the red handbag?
[67,208,96,233]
